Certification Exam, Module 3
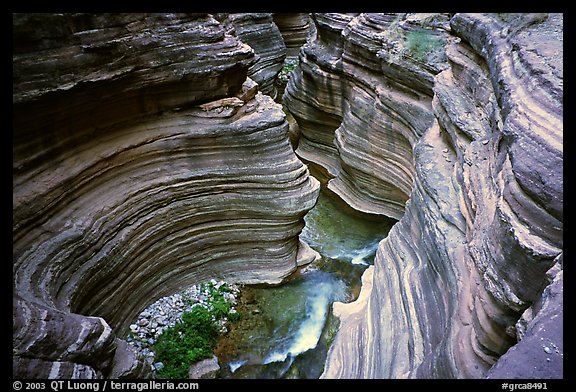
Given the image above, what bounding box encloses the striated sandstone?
[272,13,311,57]
[316,13,562,379]
[284,13,452,219]
[215,13,286,98]
[272,13,313,103]
[13,13,319,379]
[283,13,357,183]
[486,268,563,379]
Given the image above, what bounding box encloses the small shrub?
[278,58,299,83]
[203,282,234,320]
[153,306,218,379]
[282,61,297,74]
[404,30,445,63]
[152,282,240,379]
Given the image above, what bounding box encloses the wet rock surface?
[188,356,221,379]
[312,13,563,379]
[13,13,318,379]
[12,12,562,380]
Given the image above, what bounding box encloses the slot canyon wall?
[13,13,319,378]
[13,12,563,380]
[283,13,562,378]
[214,13,286,98]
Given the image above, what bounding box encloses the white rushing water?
[349,240,381,265]
[262,278,340,365]
[229,359,248,373]
[221,190,394,378]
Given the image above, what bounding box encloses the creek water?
[215,188,394,379]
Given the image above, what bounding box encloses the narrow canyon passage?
[214,189,394,379]
[13,13,563,380]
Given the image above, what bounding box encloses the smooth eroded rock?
[13,13,319,379]
[188,356,221,379]
[284,13,451,219]
[318,13,562,379]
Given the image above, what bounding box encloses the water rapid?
[215,189,394,378]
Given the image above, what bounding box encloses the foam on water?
[219,190,393,378]
[229,359,247,373]
[262,278,340,364]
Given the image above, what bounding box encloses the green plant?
[404,30,445,62]
[153,306,218,379]
[278,59,299,83]
[153,281,241,379]
[201,281,236,319]
[282,61,297,74]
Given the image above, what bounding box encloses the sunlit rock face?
[215,13,286,98]
[13,13,319,379]
[284,13,451,219]
[314,13,562,379]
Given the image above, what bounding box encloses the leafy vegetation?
[277,58,299,84]
[153,282,240,379]
[153,306,217,378]
[201,281,241,323]
[404,30,445,63]
[281,60,297,74]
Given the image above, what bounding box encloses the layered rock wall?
[13,12,563,380]
[13,13,318,378]
[291,13,564,379]
[272,13,311,57]
[284,13,451,219]
[216,13,286,98]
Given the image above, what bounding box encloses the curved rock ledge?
[318,13,562,379]
[284,13,452,219]
[216,13,286,98]
[272,13,311,57]
[13,13,319,378]
[283,13,355,184]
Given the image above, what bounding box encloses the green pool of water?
[215,189,395,378]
